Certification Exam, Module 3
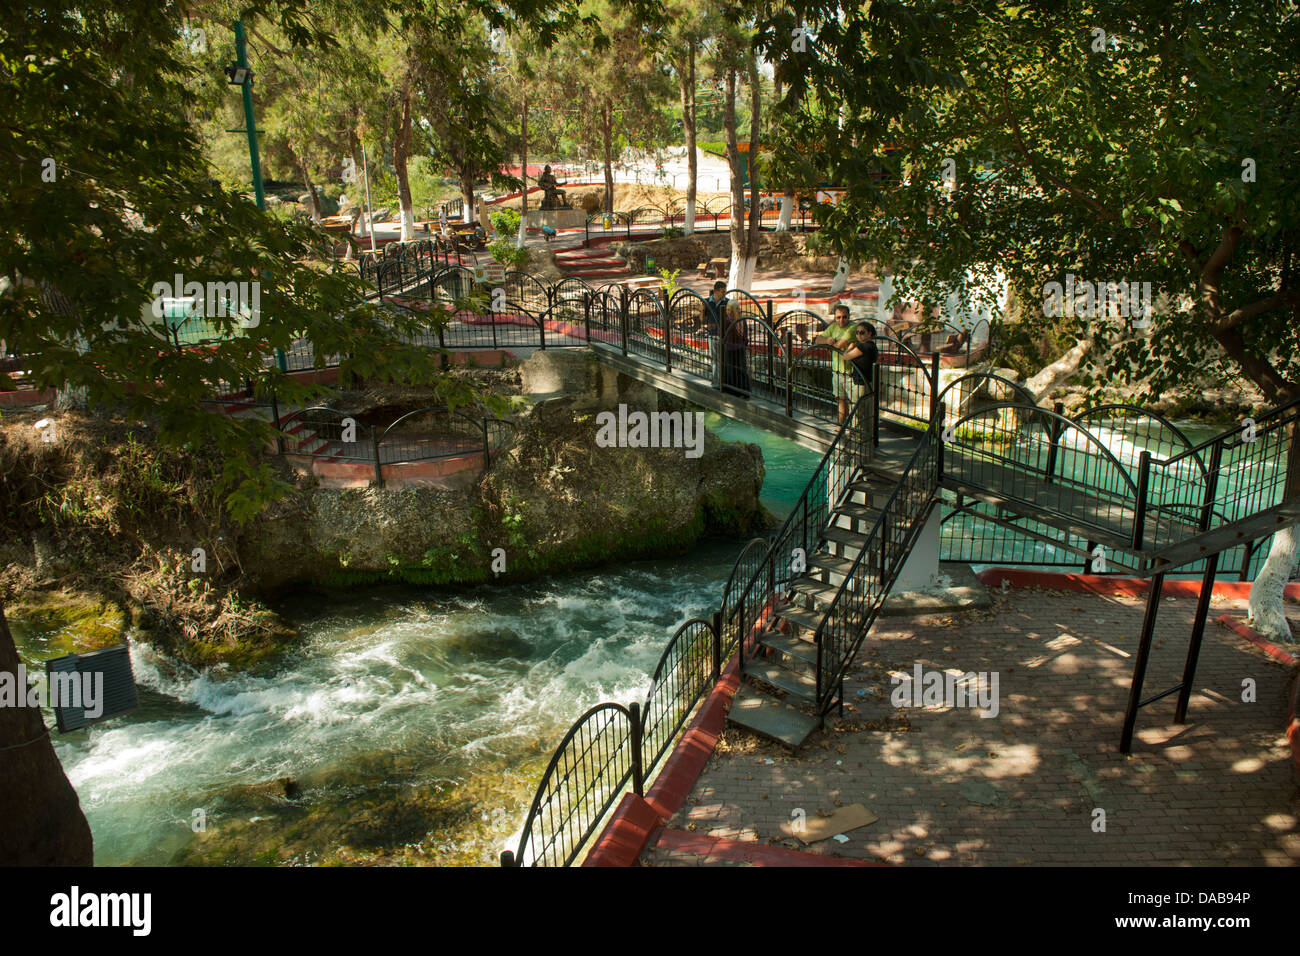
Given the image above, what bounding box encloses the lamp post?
[226,21,265,211]
[226,23,283,371]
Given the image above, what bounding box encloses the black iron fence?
[726,398,874,682]
[504,397,878,867]
[939,493,1279,580]
[503,614,734,867]
[813,410,942,716]
[935,395,1299,576]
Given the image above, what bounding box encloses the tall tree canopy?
[755,0,1300,636]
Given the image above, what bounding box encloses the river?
[10,412,819,866]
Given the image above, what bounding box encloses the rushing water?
[11,414,819,867]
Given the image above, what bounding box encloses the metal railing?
[813,409,942,716]
[239,401,513,486]
[503,614,735,867]
[1141,395,1300,553]
[579,198,819,248]
[504,398,879,867]
[723,398,874,679]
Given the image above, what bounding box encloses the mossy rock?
[6,590,127,659]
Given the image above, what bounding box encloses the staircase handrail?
[1152,394,1300,468]
[721,397,872,667]
[811,407,943,712]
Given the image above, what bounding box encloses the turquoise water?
[14,415,818,866]
[707,411,820,516]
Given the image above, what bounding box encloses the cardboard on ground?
[780,802,879,845]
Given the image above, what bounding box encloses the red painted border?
[644,655,742,821]
[1214,615,1298,668]
[582,793,665,868]
[583,600,772,866]
[586,596,889,867]
[1292,672,1300,782]
[977,567,1300,602]
[652,828,879,867]
[0,387,56,407]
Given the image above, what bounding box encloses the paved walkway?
[646,588,1300,866]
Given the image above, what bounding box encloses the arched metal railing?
[942,401,1146,545]
[786,342,872,425]
[665,288,715,379]
[936,371,1038,427]
[641,618,720,775]
[504,702,640,868]
[375,406,493,466]
[874,331,933,430]
[721,536,772,623]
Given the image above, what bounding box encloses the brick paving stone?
[641,590,1300,867]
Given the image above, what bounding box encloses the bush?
[490,208,521,237]
[489,239,529,269]
[663,225,684,239]
[658,267,681,299]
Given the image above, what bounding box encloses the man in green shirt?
[815,303,857,423]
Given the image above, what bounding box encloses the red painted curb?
[0,387,56,407]
[584,599,780,866]
[652,828,880,867]
[581,793,664,868]
[977,567,1300,602]
[1290,672,1300,783]
[644,655,742,821]
[1214,615,1298,668]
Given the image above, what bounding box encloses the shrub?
[489,238,529,269]
[659,267,681,299]
[489,208,521,237]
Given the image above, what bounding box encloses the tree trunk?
[681,45,697,237]
[1249,416,1300,641]
[460,168,475,225]
[1248,523,1298,642]
[298,152,321,225]
[602,99,615,216]
[1026,335,1095,402]
[723,64,760,291]
[344,128,364,259]
[776,61,793,233]
[394,80,415,242]
[517,96,528,249]
[0,597,95,865]
[828,257,851,294]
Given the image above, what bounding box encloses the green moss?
[6,591,127,659]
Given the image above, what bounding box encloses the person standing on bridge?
[842,321,879,414]
[815,303,857,423]
[721,300,751,398]
[703,280,727,335]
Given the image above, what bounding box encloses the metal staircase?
[725,392,1297,751]
[724,400,943,748]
